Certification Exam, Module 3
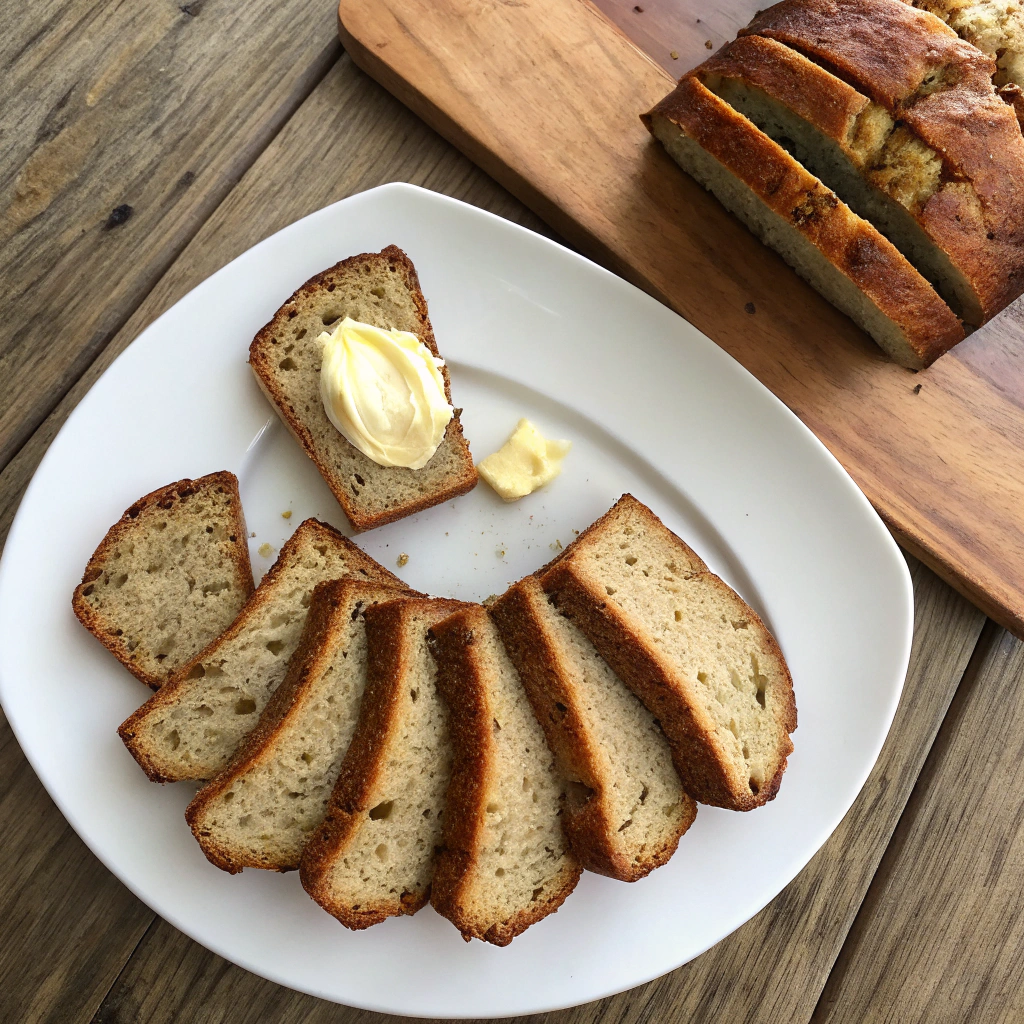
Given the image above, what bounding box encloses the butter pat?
[478,419,571,501]
[319,317,453,470]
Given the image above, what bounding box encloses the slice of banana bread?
[186,578,416,873]
[300,595,467,929]
[119,519,402,782]
[248,246,477,533]
[540,495,797,812]
[73,471,253,689]
[426,605,581,946]
[491,576,696,881]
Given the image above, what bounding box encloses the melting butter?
[478,419,571,501]
[318,317,453,470]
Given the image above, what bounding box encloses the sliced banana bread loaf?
[119,519,401,782]
[300,596,466,929]
[186,578,415,873]
[540,495,797,812]
[696,34,999,325]
[249,246,477,532]
[741,0,1024,325]
[73,472,253,689]
[642,75,964,368]
[427,605,581,946]
[491,576,696,881]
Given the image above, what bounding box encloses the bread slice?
[186,578,416,873]
[119,518,402,783]
[696,35,995,325]
[73,472,253,689]
[300,596,467,928]
[643,76,964,368]
[490,577,696,881]
[426,605,581,946]
[539,495,797,812]
[742,0,1024,325]
[910,0,1024,128]
[249,246,477,533]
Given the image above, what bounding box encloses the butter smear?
[318,317,453,469]
[478,419,571,501]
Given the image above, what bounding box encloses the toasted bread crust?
[73,471,253,689]
[643,76,965,367]
[248,246,477,532]
[742,0,1024,323]
[427,606,581,946]
[539,495,797,812]
[490,578,696,881]
[300,596,467,928]
[119,518,402,783]
[185,577,417,873]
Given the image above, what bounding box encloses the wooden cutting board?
[336,0,1024,637]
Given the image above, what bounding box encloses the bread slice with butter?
[540,494,797,812]
[73,472,253,689]
[249,246,477,532]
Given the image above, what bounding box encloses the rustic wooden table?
[3,3,1023,1022]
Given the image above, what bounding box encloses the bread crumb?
[705,39,713,49]
[281,510,292,519]
[670,50,679,59]
[550,539,563,552]
[496,548,506,558]
[633,4,643,10]
[258,543,274,558]
[250,532,256,538]
[913,383,922,394]
[745,302,756,314]
[397,553,409,567]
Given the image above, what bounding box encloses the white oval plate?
[0,183,911,1018]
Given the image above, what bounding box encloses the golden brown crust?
[72,471,252,689]
[300,595,467,929]
[643,76,965,367]
[118,518,402,782]
[426,605,581,946]
[248,246,477,532]
[490,578,696,880]
[185,577,418,873]
[538,496,797,812]
[742,0,1024,323]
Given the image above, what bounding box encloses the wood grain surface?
[812,622,1024,1024]
[334,0,1024,640]
[4,3,1024,1021]
[0,0,340,474]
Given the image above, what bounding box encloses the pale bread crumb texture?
[119,519,400,782]
[913,0,1024,86]
[73,472,252,688]
[647,110,941,368]
[492,576,695,880]
[302,598,463,928]
[542,495,796,810]
[248,246,476,532]
[187,581,408,872]
[430,607,580,945]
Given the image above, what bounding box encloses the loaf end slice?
[491,576,696,881]
[540,495,797,811]
[249,245,477,533]
[642,75,964,368]
[186,577,417,873]
[300,595,468,929]
[119,519,403,783]
[73,471,253,689]
[427,605,581,946]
